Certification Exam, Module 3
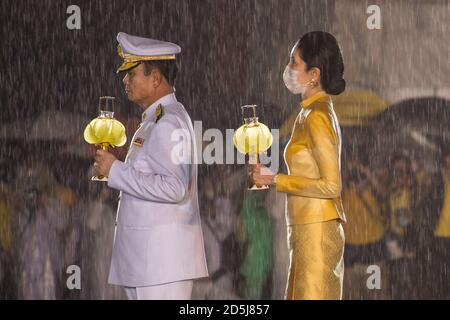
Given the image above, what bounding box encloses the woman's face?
[289,48,318,88]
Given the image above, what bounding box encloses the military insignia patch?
[133,137,145,147]
[155,104,164,123]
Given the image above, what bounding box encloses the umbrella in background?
[375,97,450,140]
[373,97,450,171]
[332,90,390,127]
[0,111,92,184]
[0,110,90,142]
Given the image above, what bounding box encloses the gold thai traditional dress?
[276,91,347,300]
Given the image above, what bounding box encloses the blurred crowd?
[341,145,450,299]
[0,153,126,299]
[193,165,274,299]
[1,123,450,300]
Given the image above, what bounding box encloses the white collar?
[141,93,177,122]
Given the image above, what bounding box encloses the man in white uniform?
[94,32,208,300]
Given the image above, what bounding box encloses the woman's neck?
[303,87,324,100]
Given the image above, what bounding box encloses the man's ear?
[151,68,163,88]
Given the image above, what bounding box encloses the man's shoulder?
[157,101,191,127]
[165,100,187,115]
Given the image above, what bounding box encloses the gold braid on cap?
[117,44,176,62]
[116,44,176,73]
[123,54,176,62]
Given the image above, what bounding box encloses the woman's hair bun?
[326,77,346,95]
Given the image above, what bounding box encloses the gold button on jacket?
[276,91,347,225]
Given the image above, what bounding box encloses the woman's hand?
[249,163,277,187]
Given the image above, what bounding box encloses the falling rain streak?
[1,0,450,300]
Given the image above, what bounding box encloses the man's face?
[122,63,154,105]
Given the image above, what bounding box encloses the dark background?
[0,0,334,131]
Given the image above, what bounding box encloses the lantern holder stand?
[236,104,272,191]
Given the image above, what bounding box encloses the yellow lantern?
[83,96,127,181]
[233,105,273,190]
[83,117,127,147]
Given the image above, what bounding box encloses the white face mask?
[283,65,308,95]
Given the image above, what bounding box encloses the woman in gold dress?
[251,31,347,300]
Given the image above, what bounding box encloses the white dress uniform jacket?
[107,93,208,287]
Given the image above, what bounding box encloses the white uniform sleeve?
[107,115,190,203]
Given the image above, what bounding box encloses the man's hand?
[94,149,117,177]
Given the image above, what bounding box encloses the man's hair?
[142,60,178,87]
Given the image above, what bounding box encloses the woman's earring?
[308,79,317,87]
